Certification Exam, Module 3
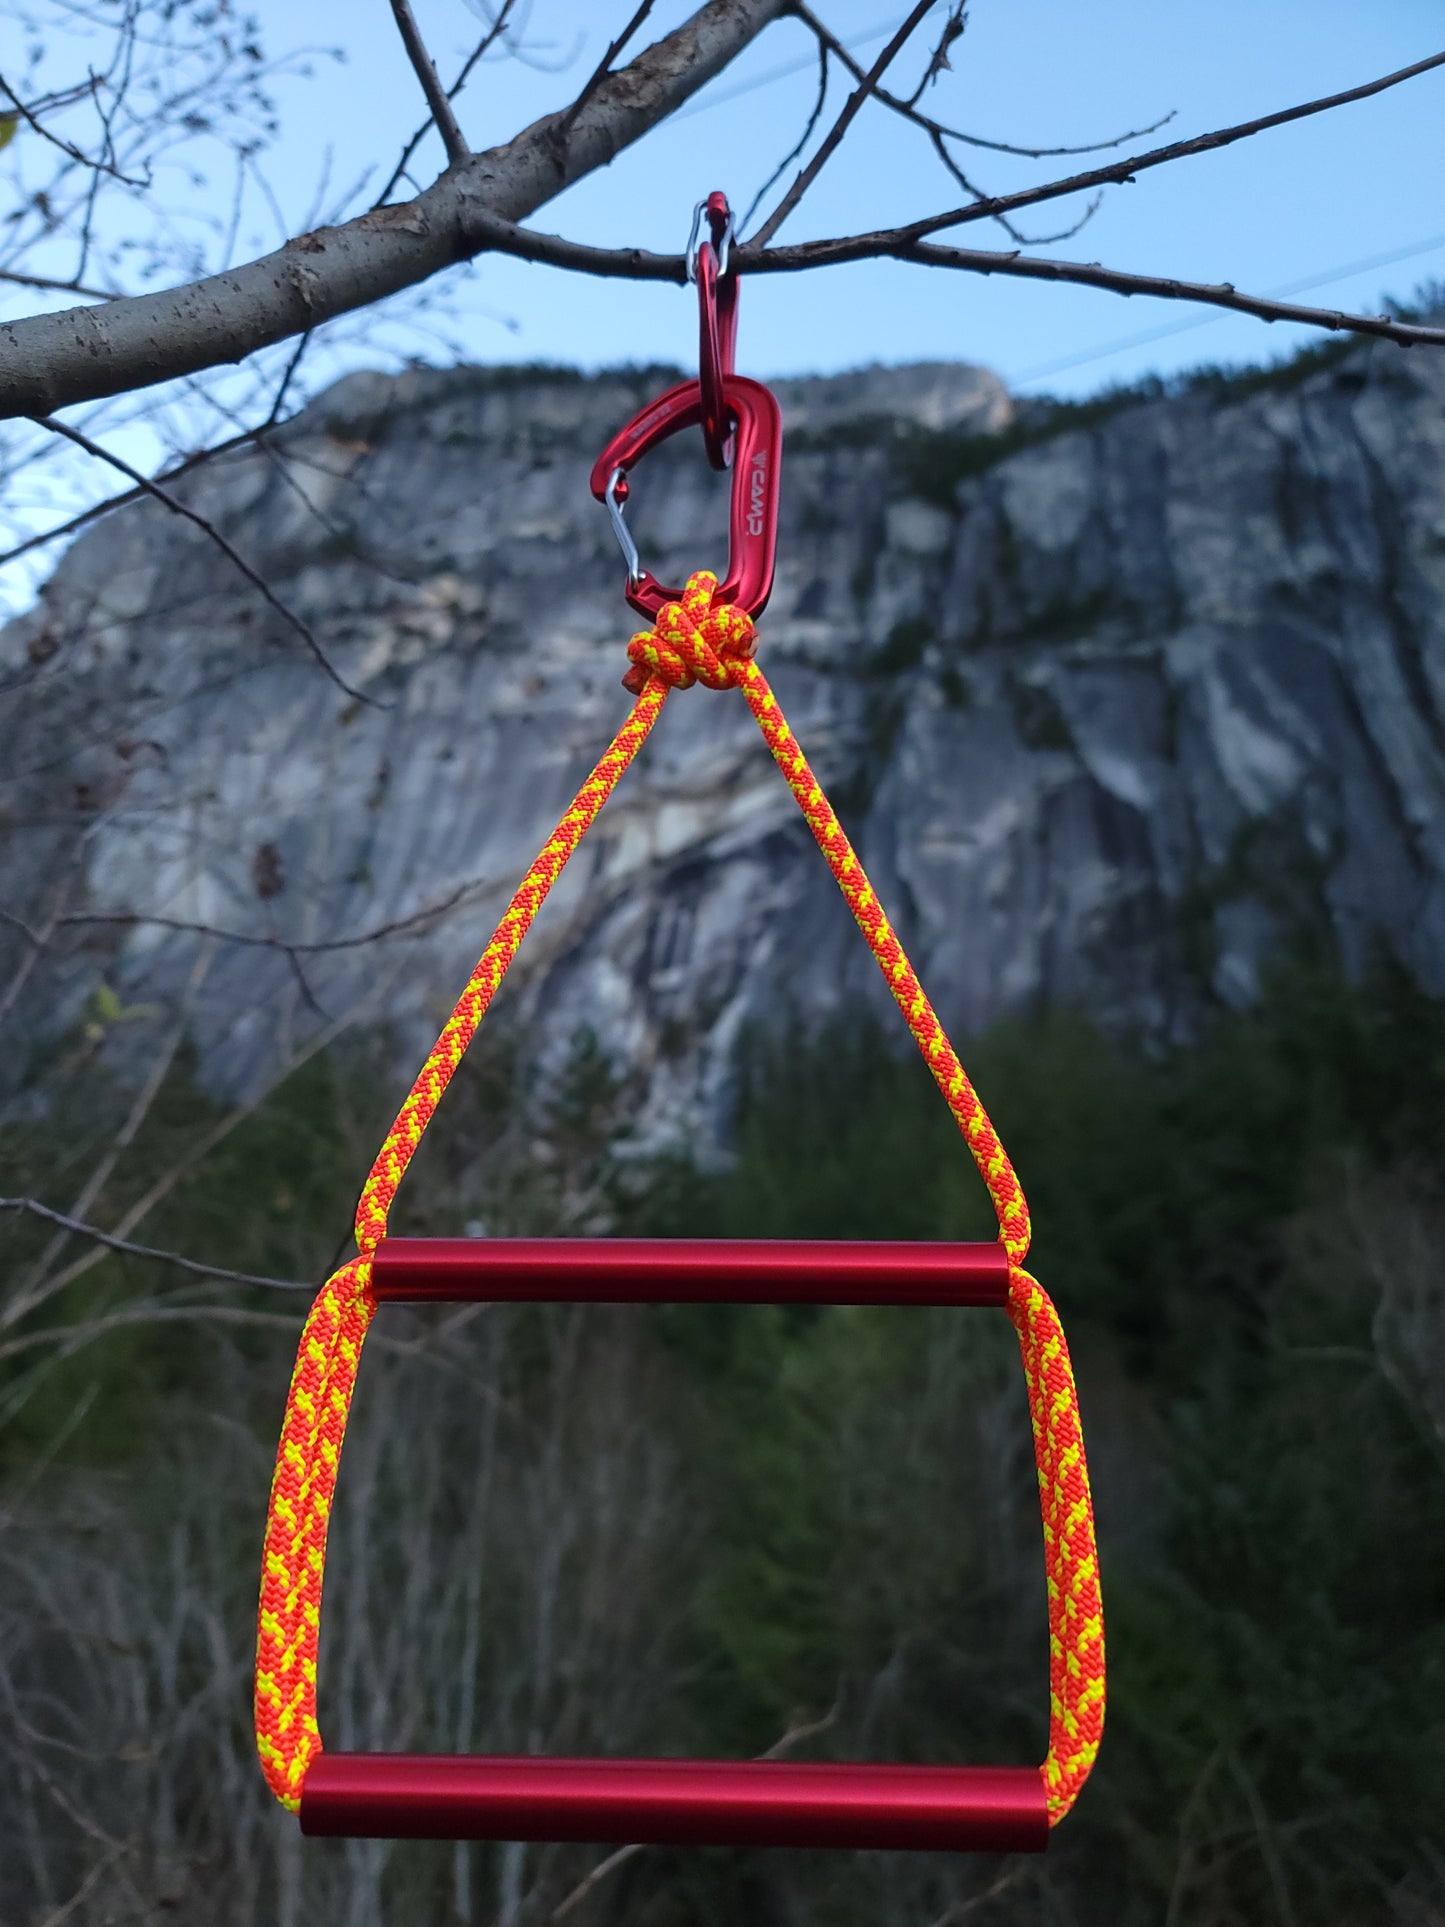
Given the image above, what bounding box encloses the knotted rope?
[256,572,1105,1823]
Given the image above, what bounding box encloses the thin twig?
[881,234,1445,343]
[740,42,830,238]
[0,1303,308,1368]
[374,1,519,209]
[46,888,473,959]
[0,329,323,572]
[758,1696,841,1758]
[0,425,269,569]
[0,269,115,301]
[907,1,966,106]
[923,127,1102,248]
[11,943,215,1312]
[0,857,85,1026]
[925,1864,1029,1926]
[0,1199,308,1292]
[750,0,936,247]
[30,414,373,704]
[0,73,149,187]
[791,1,1174,159]
[546,1698,840,1920]
[30,1842,126,1927]
[22,973,400,1309]
[561,3,658,133]
[388,0,470,165]
[549,1843,646,1922]
[872,44,1445,248]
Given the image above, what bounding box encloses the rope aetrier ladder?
[255,572,1106,1836]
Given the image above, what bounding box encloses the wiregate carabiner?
[686,191,738,472]
[589,374,782,625]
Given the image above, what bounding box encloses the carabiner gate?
[589,375,782,625]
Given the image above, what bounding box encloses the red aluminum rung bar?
[369,1238,1010,1306]
[299,1755,1048,1851]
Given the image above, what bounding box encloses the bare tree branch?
[781,1,1110,243]
[0,0,791,420]
[388,0,471,166]
[404,211,1445,349]
[12,974,399,1313]
[549,1843,646,1923]
[907,1,966,106]
[0,1198,308,1293]
[791,1,1175,160]
[0,269,114,301]
[858,235,1445,344]
[0,856,86,1027]
[11,944,215,1311]
[740,41,830,237]
[546,1697,840,1921]
[30,413,373,703]
[0,330,320,573]
[0,72,149,187]
[561,3,658,134]
[926,1865,1030,1927]
[375,1,520,208]
[864,44,1445,248]
[749,0,936,247]
[50,895,472,953]
[922,130,1103,248]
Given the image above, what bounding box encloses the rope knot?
[623,570,756,694]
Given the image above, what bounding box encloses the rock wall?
[3,342,1442,1148]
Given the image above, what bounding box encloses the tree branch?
[45,889,474,959]
[0,0,791,420]
[561,3,658,134]
[740,41,830,236]
[546,1697,840,1921]
[0,268,115,301]
[0,72,149,187]
[0,1197,308,1292]
[869,44,1445,248]
[749,0,935,247]
[30,414,372,702]
[0,337,316,572]
[388,0,471,166]
[396,211,1445,348]
[847,235,1445,346]
[791,0,1174,160]
[375,1,519,209]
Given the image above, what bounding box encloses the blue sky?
[252,0,1445,395]
[2,0,1443,610]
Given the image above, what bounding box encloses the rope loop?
[255,578,1105,1830]
[623,570,755,693]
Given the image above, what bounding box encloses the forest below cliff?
[3,947,1442,1926]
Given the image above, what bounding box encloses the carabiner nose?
[590,375,782,625]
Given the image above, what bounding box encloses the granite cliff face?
[3,343,1443,1147]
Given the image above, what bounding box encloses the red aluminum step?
[333,1237,1034,1850]
[299,1754,1048,1851]
[369,1236,1010,1306]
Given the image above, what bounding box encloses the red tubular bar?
[300,1755,1048,1851]
[369,1237,1010,1306]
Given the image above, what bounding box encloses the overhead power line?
[1009,228,1445,386]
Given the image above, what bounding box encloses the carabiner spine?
[589,376,782,624]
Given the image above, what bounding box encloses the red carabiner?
[691,191,738,471]
[590,374,782,625]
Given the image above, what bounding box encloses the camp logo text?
[747,451,768,537]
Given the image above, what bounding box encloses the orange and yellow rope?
[255,572,1105,1823]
